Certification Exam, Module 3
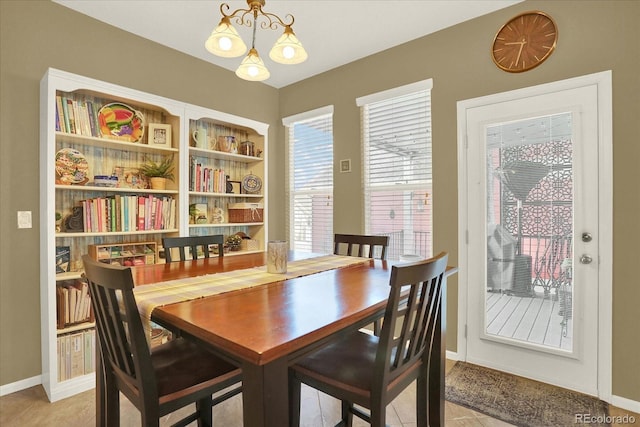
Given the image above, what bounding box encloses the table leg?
[241,357,289,427]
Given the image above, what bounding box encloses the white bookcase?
[183,104,268,253]
[39,68,269,401]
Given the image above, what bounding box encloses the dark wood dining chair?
[82,255,242,427]
[289,252,449,427]
[162,234,224,263]
[334,233,390,334]
[334,233,390,260]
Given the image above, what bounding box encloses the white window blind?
[283,107,334,253]
[358,81,433,260]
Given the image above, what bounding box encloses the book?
[69,333,84,378]
[83,329,95,374]
[55,246,70,274]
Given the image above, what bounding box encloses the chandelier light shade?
[205,16,247,57]
[205,0,308,82]
[269,26,308,64]
[235,48,271,81]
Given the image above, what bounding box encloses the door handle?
[580,254,593,264]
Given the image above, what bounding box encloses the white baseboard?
[446,350,462,361]
[0,375,41,397]
[610,394,640,414]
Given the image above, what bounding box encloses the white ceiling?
[53,0,522,88]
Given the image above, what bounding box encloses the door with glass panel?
[463,82,602,395]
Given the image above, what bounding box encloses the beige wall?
[278,0,640,402]
[1,0,638,403]
[0,0,282,386]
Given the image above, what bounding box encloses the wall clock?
[492,11,558,73]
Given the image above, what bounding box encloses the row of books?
[56,280,93,329]
[55,95,101,137]
[77,194,176,233]
[57,329,96,382]
[190,158,228,193]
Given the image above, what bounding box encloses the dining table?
[96,251,455,427]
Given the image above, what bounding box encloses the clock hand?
[515,41,526,66]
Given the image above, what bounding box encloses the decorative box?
[228,203,264,223]
[241,239,260,251]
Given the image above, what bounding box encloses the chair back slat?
[82,255,158,401]
[375,252,448,384]
[162,235,224,263]
[334,234,390,260]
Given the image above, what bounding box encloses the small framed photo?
[340,159,351,173]
[228,180,242,194]
[148,123,171,147]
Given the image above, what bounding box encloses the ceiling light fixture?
[205,0,308,82]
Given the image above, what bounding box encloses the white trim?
[0,375,41,397]
[446,350,462,361]
[282,105,334,127]
[355,79,433,106]
[456,71,613,401]
[610,395,640,414]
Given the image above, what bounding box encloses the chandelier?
[205,0,308,82]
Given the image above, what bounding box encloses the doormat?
[445,362,609,426]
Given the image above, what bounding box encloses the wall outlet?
[17,211,32,229]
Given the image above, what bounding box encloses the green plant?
[139,155,175,181]
[225,234,242,250]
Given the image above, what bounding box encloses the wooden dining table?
[97,251,453,427]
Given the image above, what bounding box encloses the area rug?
[445,362,610,426]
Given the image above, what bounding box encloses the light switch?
[17,211,32,229]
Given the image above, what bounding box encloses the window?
[283,106,334,253]
[357,80,433,260]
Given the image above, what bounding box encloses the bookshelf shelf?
[40,68,269,402]
[56,185,179,195]
[188,191,263,198]
[56,131,179,154]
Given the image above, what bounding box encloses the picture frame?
[148,123,171,147]
[228,180,242,194]
[340,159,352,173]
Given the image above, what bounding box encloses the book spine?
[60,96,71,134]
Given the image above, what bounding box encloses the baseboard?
[446,350,461,361]
[0,375,41,397]
[610,394,640,414]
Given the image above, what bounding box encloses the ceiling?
[53,0,522,89]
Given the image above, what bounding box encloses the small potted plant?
[139,155,175,190]
[225,234,242,251]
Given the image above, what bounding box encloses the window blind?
[284,109,334,253]
[360,82,433,260]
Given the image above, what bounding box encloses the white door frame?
[456,71,612,401]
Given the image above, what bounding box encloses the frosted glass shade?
[269,26,308,64]
[205,17,247,58]
[235,48,270,81]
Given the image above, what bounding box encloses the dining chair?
[334,233,390,334]
[82,255,242,427]
[289,252,449,427]
[333,233,390,260]
[162,234,224,263]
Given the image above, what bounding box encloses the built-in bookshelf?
[40,68,268,402]
[183,105,268,253]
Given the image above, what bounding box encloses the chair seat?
[152,337,241,398]
[293,332,378,398]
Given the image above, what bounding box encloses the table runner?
[134,254,371,334]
